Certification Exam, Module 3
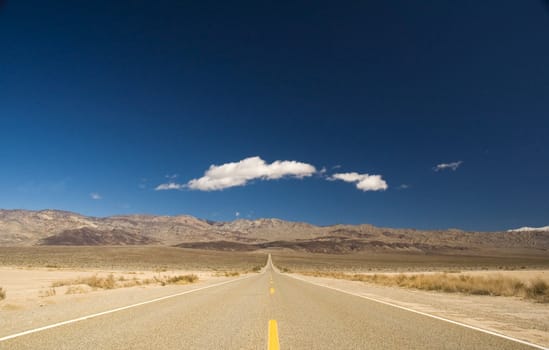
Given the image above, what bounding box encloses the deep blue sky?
[1,1,548,231]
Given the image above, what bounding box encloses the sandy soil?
[0,266,214,308]
[290,270,549,348]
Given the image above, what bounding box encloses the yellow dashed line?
[268,320,280,350]
[270,287,275,295]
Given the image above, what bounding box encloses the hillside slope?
[1,209,548,253]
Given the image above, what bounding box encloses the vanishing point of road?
[1,255,545,350]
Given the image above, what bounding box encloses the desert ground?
[1,247,549,348]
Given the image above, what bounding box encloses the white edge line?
[284,272,549,350]
[0,273,258,343]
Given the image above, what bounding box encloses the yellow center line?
[268,320,280,350]
[269,287,275,295]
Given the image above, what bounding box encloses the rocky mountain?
[1,209,549,253]
[40,227,160,245]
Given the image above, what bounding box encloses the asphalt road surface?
[1,257,544,350]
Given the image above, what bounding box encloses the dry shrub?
[0,287,5,300]
[53,274,116,289]
[65,285,88,294]
[164,274,198,285]
[301,271,549,303]
[53,273,199,290]
[156,274,199,286]
[39,288,56,297]
[214,271,240,277]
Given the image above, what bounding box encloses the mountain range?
[1,209,548,254]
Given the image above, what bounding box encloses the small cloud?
[165,174,179,179]
[328,172,388,192]
[155,182,184,191]
[90,192,102,200]
[433,161,463,172]
[186,156,317,191]
[235,211,240,217]
[397,184,410,190]
[319,167,327,174]
[332,165,342,169]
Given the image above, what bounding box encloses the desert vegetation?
[0,286,5,300]
[39,287,57,298]
[298,270,549,303]
[214,271,240,277]
[272,251,549,273]
[161,274,199,285]
[0,246,267,271]
[51,273,199,292]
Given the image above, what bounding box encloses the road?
[0,256,544,350]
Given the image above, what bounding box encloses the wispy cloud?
[90,192,102,200]
[185,156,316,191]
[165,174,179,179]
[328,172,388,192]
[155,182,185,191]
[433,161,463,172]
[397,184,410,190]
[235,211,240,217]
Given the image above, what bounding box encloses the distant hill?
[39,227,160,245]
[1,209,548,253]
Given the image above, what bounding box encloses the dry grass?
[300,271,549,303]
[272,251,549,273]
[65,285,88,294]
[52,274,117,289]
[0,287,5,300]
[158,274,198,285]
[39,287,56,297]
[52,273,199,290]
[214,271,240,277]
[212,265,262,276]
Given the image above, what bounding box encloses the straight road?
[1,257,544,349]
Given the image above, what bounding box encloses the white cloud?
[186,156,316,191]
[165,174,179,179]
[329,172,388,192]
[235,211,240,217]
[90,192,102,200]
[433,161,463,172]
[155,182,184,191]
[398,184,410,190]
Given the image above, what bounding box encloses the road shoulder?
[287,272,549,348]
